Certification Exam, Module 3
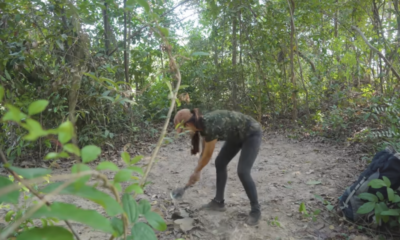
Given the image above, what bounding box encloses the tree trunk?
[395,0,400,42]
[123,0,129,84]
[231,9,238,110]
[66,20,90,157]
[334,0,338,38]
[288,0,297,121]
[103,0,110,55]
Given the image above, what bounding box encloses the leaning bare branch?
[351,25,400,81]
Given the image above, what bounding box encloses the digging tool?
[170,185,189,199]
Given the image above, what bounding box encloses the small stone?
[174,218,195,232]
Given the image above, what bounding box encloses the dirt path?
[3,132,370,240]
[142,132,363,240]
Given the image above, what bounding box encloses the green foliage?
[0,92,167,239]
[299,202,322,222]
[356,178,400,227]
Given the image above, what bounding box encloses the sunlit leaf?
[63,143,81,156]
[125,183,143,194]
[114,169,132,183]
[2,104,27,123]
[122,151,130,165]
[97,161,119,171]
[28,100,49,116]
[23,119,48,140]
[81,145,101,163]
[130,155,143,165]
[58,121,74,144]
[127,166,143,175]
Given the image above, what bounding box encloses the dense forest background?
[1,0,400,160]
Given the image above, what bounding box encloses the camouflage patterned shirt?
[200,110,261,142]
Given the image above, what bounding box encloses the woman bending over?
[174,108,262,226]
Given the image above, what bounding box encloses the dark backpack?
[339,146,400,222]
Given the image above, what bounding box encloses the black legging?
[214,130,262,208]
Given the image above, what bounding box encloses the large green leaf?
[97,161,119,171]
[122,193,139,224]
[31,202,115,234]
[41,183,124,216]
[127,166,143,175]
[381,209,400,216]
[28,100,49,116]
[63,143,81,156]
[138,199,151,215]
[125,183,143,194]
[145,211,167,231]
[2,104,27,123]
[22,119,48,140]
[0,176,19,204]
[388,187,395,202]
[368,179,387,189]
[382,176,391,188]
[81,145,101,163]
[16,226,74,240]
[130,155,143,165]
[8,166,51,179]
[114,169,133,183]
[356,202,375,214]
[122,151,130,165]
[111,217,124,237]
[57,121,74,144]
[358,193,378,202]
[130,222,157,240]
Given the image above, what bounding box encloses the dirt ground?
[2,131,379,240]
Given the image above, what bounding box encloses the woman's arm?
[199,137,206,159]
[186,139,217,186]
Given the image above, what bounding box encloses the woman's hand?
[187,171,201,186]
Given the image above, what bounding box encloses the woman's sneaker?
[246,209,261,226]
[246,204,261,226]
[200,199,226,212]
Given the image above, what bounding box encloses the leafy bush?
[357,177,400,227]
[0,85,167,240]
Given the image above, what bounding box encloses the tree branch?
[294,50,316,72]
[0,150,81,240]
[351,25,400,81]
[140,30,182,186]
[107,0,192,57]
